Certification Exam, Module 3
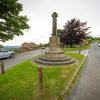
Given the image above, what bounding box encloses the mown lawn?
[63,44,90,52]
[0,53,85,100]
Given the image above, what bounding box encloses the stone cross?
[52,12,58,36]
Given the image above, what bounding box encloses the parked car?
[97,43,100,47]
[0,48,15,59]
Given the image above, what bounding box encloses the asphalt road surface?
[0,49,43,70]
[67,43,100,100]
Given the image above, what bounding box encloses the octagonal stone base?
[35,36,76,66]
[45,47,65,58]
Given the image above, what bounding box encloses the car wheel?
[10,53,14,58]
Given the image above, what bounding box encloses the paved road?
[67,43,100,100]
[0,49,43,70]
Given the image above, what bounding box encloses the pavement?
[67,49,89,56]
[79,49,88,56]
[66,43,100,100]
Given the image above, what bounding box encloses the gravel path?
[67,43,100,100]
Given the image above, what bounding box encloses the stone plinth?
[45,36,65,58]
[45,49,65,59]
[49,36,60,47]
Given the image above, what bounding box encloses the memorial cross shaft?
[52,12,58,36]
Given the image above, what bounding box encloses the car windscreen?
[0,48,8,52]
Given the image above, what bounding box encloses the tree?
[59,18,91,47]
[0,0,30,42]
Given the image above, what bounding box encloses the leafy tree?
[57,29,63,37]
[59,18,91,47]
[0,0,30,42]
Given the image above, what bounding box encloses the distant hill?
[4,46,21,49]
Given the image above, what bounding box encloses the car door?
[0,50,4,58]
[0,49,10,58]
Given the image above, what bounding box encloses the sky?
[2,0,100,46]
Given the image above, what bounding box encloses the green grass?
[63,44,90,52]
[0,53,85,100]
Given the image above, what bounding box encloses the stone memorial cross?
[52,12,58,36]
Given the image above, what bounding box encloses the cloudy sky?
[3,0,100,46]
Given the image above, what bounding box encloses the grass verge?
[62,53,87,99]
[63,44,90,52]
[0,53,85,100]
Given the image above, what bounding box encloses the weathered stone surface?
[39,57,71,62]
[52,12,58,36]
[49,36,59,47]
[45,48,65,59]
[35,57,75,66]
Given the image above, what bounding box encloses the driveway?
[67,43,100,100]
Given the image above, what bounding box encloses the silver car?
[0,48,15,59]
[97,43,100,47]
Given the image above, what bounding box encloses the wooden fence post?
[0,62,5,74]
[38,66,43,90]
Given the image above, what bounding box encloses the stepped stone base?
[35,36,76,66]
[35,56,76,66]
[35,47,76,66]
